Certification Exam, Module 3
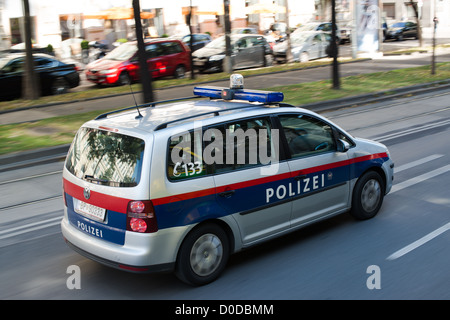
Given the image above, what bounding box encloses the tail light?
[126,200,158,233]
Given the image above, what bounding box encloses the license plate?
[74,199,106,222]
[87,75,98,80]
[193,61,204,66]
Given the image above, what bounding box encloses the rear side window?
[166,117,279,181]
[167,130,205,180]
[161,41,183,54]
[65,127,145,187]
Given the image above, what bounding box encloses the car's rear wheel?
[174,65,186,79]
[51,77,69,95]
[350,171,384,220]
[175,223,230,286]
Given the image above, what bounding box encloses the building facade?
[0,0,448,53]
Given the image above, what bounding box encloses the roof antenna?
[129,81,143,119]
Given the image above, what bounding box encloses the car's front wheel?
[175,223,230,286]
[350,171,385,220]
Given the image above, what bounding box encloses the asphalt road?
[1,87,449,300]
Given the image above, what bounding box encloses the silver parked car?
[273,31,332,63]
[192,34,273,73]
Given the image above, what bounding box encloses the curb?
[1,78,450,173]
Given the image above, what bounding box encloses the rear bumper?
[61,214,189,273]
[64,237,174,273]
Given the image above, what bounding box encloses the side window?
[236,38,248,49]
[161,42,182,54]
[205,117,278,174]
[35,57,55,68]
[167,130,205,180]
[279,114,336,158]
[3,59,24,73]
[145,44,159,58]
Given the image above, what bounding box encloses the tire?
[174,65,186,79]
[117,72,130,86]
[299,52,309,63]
[51,77,69,95]
[264,54,274,67]
[175,223,230,286]
[350,171,385,220]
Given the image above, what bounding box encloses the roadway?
[1,86,449,300]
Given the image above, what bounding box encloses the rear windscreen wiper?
[84,175,108,184]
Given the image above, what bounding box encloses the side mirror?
[337,139,350,153]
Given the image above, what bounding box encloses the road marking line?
[0,218,62,240]
[390,164,450,194]
[395,154,444,173]
[373,118,450,142]
[387,222,450,260]
[0,216,62,236]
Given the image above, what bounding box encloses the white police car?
[61,74,394,286]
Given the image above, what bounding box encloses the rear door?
[209,116,292,245]
[146,43,167,78]
[234,36,263,69]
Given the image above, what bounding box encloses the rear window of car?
[65,127,145,187]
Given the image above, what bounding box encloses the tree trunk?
[22,0,40,100]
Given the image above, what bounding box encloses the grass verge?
[1,62,450,156]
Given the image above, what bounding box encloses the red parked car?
[85,38,191,86]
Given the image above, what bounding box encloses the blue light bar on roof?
[193,86,284,103]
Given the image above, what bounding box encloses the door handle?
[219,190,235,198]
[294,174,307,181]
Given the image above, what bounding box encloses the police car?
[61,74,394,286]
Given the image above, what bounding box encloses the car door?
[159,41,183,77]
[146,43,167,78]
[0,57,24,99]
[309,34,322,60]
[34,56,56,94]
[233,37,263,69]
[277,113,350,227]
[209,116,292,245]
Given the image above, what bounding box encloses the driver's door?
[0,57,24,99]
[278,114,350,227]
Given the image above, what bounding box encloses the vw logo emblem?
[84,186,91,200]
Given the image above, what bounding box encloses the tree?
[409,0,423,47]
[132,0,154,103]
[22,0,40,100]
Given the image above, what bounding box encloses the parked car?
[85,38,191,86]
[231,27,259,35]
[192,34,273,73]
[0,53,80,100]
[385,21,418,41]
[176,33,212,52]
[339,22,352,44]
[273,31,332,63]
[294,22,341,44]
